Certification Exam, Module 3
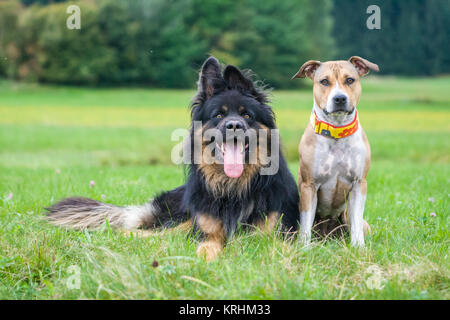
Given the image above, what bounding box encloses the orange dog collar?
[310,110,359,139]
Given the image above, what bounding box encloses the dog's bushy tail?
[45,197,156,230]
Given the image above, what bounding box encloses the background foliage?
[332,0,450,76]
[0,0,448,88]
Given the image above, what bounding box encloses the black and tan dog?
[46,56,300,261]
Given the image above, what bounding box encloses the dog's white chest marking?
[313,128,366,218]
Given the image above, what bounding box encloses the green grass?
[0,76,449,299]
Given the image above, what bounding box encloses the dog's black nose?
[226,120,244,130]
[333,94,347,106]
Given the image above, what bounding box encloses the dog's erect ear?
[198,56,224,100]
[349,56,379,76]
[223,65,268,103]
[292,60,321,80]
[223,65,254,92]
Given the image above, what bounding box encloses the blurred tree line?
[332,0,450,76]
[0,0,448,88]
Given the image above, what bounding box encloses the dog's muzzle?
[329,94,353,114]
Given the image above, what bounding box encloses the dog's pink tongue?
[223,142,244,178]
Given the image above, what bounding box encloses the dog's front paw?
[350,236,365,247]
[196,241,222,262]
[299,230,312,247]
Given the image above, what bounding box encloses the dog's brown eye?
[320,79,329,86]
[243,113,251,119]
[216,114,223,119]
[346,77,355,85]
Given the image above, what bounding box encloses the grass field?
[0,76,448,299]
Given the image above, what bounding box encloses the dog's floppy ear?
[223,65,254,92]
[349,56,379,76]
[198,56,224,100]
[292,60,321,80]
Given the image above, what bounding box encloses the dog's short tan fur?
[293,56,379,246]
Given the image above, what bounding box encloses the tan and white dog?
[292,56,379,246]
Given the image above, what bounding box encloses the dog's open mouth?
[216,140,249,178]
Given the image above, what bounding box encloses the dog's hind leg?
[254,212,280,234]
[195,214,225,262]
[121,220,193,238]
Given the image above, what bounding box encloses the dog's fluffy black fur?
[46,56,300,243]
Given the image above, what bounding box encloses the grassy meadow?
[0,76,448,299]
